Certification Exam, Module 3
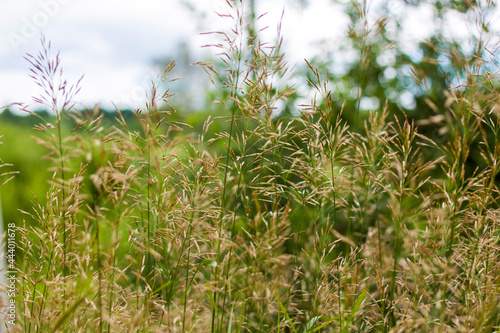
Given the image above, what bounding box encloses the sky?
[0,0,352,112]
[0,0,493,113]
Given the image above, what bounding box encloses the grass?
[2,0,500,332]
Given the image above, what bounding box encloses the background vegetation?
[1,0,500,331]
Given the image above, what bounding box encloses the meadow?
[1,0,500,332]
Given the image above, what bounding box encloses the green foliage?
[0,111,50,226]
[1,1,500,332]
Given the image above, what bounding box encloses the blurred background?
[0,0,499,226]
[1,0,350,111]
[2,0,496,111]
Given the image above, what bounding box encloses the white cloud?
[3,0,488,112]
[1,0,331,111]
[0,0,201,110]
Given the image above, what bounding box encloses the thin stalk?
[329,144,343,332]
[147,140,151,283]
[212,106,235,333]
[26,253,45,333]
[269,126,283,324]
[219,162,245,329]
[56,115,68,322]
[35,249,55,333]
[354,1,368,132]
[92,178,103,332]
[182,207,197,332]
[97,213,103,333]
[388,195,404,328]
[375,195,386,332]
[164,203,197,325]
[57,122,67,278]
[212,42,242,333]
[106,215,121,333]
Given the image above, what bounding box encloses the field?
[1,1,500,332]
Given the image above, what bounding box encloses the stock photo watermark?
[8,0,72,52]
[3,223,17,328]
[114,70,169,109]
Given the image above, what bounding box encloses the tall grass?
[4,0,500,332]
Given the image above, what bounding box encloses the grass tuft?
[5,1,500,332]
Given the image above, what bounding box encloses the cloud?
[0,0,199,110]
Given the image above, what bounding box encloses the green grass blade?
[274,290,297,333]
